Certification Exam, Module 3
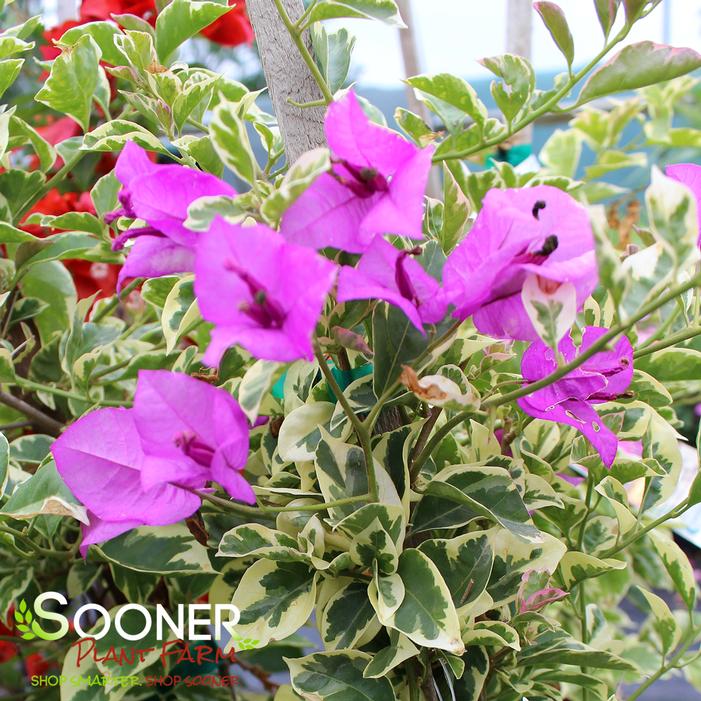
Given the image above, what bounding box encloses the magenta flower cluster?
[53,91,642,552]
[52,371,254,555]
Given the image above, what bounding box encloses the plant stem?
[434,20,638,162]
[364,320,463,433]
[634,325,701,359]
[409,406,442,479]
[0,524,70,559]
[410,409,482,476]
[628,624,701,701]
[91,278,143,323]
[599,499,689,559]
[0,390,63,435]
[14,152,86,224]
[196,489,370,516]
[14,378,128,408]
[483,272,701,410]
[314,346,378,499]
[271,0,334,104]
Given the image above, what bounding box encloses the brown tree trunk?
[247,0,327,163]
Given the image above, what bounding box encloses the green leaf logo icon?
[14,599,55,641]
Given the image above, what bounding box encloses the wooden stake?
[247,0,327,163]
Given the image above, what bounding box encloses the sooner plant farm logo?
[15,592,241,643]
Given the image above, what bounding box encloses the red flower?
[0,612,17,663]
[21,190,120,300]
[79,0,157,23]
[25,652,58,677]
[200,0,254,46]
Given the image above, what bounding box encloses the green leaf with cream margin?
[363,630,419,678]
[320,581,379,650]
[230,559,317,649]
[315,430,401,523]
[35,34,100,131]
[155,0,231,63]
[645,166,700,268]
[558,552,626,588]
[417,532,494,610]
[287,651,396,701]
[649,530,697,610]
[371,548,464,654]
[412,465,539,541]
[278,401,351,462]
[93,523,214,575]
[218,522,330,571]
[236,359,282,424]
[160,275,201,353]
[261,148,331,226]
[635,586,682,654]
[305,0,404,27]
[0,461,87,524]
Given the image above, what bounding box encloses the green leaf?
[306,0,404,26]
[418,532,493,609]
[540,128,581,178]
[0,58,23,99]
[635,586,681,654]
[231,559,317,648]
[311,25,355,94]
[160,275,199,353]
[372,549,464,654]
[210,101,259,184]
[594,0,620,38]
[35,34,101,131]
[278,401,338,462]
[237,360,282,424]
[413,466,539,541]
[407,73,488,131]
[155,0,231,62]
[19,261,77,343]
[439,161,471,253]
[623,0,660,24]
[287,651,396,701]
[315,432,400,523]
[649,530,697,610]
[461,620,520,650]
[9,434,53,464]
[261,148,331,226]
[516,629,637,671]
[479,54,535,123]
[645,166,699,266]
[94,523,215,574]
[1,461,87,523]
[559,552,626,587]
[82,119,169,154]
[534,2,575,66]
[0,432,8,497]
[58,21,127,67]
[372,303,430,398]
[0,170,45,220]
[321,581,378,650]
[363,631,419,678]
[218,523,301,560]
[10,115,56,172]
[577,41,701,105]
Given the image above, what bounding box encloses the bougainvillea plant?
[3,0,701,699]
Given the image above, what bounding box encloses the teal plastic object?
[271,362,373,402]
[486,143,532,168]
